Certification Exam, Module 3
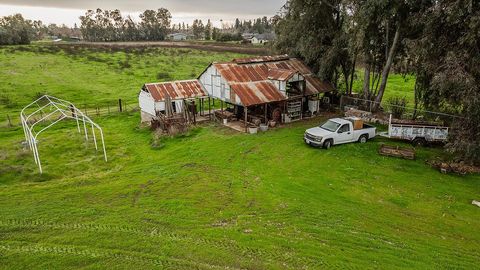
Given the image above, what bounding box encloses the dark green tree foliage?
[204,20,212,40]
[232,16,273,34]
[413,0,480,163]
[192,19,205,39]
[80,8,171,42]
[0,14,34,45]
[139,8,171,41]
[274,0,355,90]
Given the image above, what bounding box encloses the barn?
[139,55,335,132]
[197,55,335,130]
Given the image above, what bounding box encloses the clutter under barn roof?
[139,55,337,133]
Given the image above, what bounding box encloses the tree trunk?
[341,64,350,95]
[374,24,401,109]
[349,53,357,95]
[362,64,371,99]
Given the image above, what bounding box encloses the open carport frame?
[20,95,107,174]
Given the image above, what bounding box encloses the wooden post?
[300,97,304,120]
[7,114,12,127]
[118,99,123,112]
[192,100,196,124]
[244,106,248,133]
[208,98,212,120]
[264,104,268,123]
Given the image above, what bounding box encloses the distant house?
[167,33,188,41]
[250,33,276,44]
[241,33,255,40]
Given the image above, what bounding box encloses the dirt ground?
[58,41,272,55]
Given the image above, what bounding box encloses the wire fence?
[339,95,462,124]
[0,98,139,128]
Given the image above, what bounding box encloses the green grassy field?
[0,45,479,269]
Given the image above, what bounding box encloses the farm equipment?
[380,115,449,146]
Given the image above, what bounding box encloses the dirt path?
[58,41,271,55]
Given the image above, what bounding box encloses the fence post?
[119,99,123,112]
[7,114,12,127]
[339,95,343,111]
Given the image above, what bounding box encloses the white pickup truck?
[304,117,376,149]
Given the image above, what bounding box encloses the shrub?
[156,72,172,81]
[387,96,408,119]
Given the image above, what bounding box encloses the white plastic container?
[248,127,258,134]
[259,124,269,132]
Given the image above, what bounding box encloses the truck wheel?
[323,140,332,150]
[359,134,368,144]
[412,138,427,147]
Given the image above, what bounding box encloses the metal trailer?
[384,114,450,146]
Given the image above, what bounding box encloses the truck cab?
[304,117,376,149]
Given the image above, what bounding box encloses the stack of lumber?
[378,144,416,160]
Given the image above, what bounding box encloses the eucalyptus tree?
[274,0,356,93]
[412,0,480,163]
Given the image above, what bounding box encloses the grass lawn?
[350,70,417,104]
[0,45,479,269]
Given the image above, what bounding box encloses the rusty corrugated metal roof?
[304,75,336,96]
[233,55,290,64]
[267,68,298,81]
[144,80,207,102]
[230,82,286,107]
[208,55,335,106]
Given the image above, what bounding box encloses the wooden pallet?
[379,144,416,160]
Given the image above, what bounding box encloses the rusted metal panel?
[233,55,290,64]
[206,56,335,106]
[305,75,335,95]
[230,81,286,106]
[144,80,207,102]
[267,68,297,81]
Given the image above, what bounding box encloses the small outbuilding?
[139,80,208,123]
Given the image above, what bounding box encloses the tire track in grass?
[0,240,242,270]
[234,212,480,268]
[0,219,323,269]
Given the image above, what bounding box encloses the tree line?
[79,8,171,42]
[0,14,82,45]
[0,9,275,45]
[275,0,480,163]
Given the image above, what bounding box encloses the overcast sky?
[0,0,286,27]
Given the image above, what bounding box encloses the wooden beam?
[244,106,248,133]
[264,104,268,124]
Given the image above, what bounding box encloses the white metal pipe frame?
[20,95,107,174]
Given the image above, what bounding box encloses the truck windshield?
[320,120,341,132]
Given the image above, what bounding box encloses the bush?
[387,96,408,119]
[156,72,172,81]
